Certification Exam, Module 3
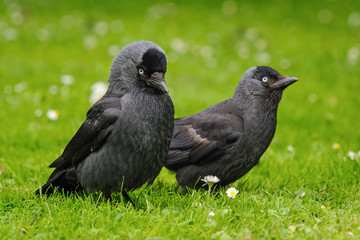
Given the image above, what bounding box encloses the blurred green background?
[0,0,359,238]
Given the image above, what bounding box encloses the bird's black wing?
[166,113,244,170]
[48,92,126,171]
[35,92,127,195]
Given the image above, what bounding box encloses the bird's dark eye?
[138,68,144,75]
[262,76,268,83]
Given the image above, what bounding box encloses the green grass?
[1,0,360,239]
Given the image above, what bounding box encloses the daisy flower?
[202,175,220,205]
[332,143,341,150]
[287,145,295,152]
[226,187,239,198]
[201,175,220,187]
[60,75,74,85]
[347,151,356,160]
[47,109,60,120]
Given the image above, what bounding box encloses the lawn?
[1,0,360,239]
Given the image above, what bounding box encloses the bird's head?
[236,66,298,101]
[109,41,169,94]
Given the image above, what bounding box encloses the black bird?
[35,41,175,205]
[165,66,298,191]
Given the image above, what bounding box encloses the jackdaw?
[35,41,175,205]
[165,66,297,191]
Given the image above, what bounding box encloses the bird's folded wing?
[166,114,243,170]
[48,95,124,170]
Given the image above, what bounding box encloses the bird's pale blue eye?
[262,76,268,82]
[138,69,144,75]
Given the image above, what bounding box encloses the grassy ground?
[1,0,360,239]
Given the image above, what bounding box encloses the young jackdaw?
[165,66,297,191]
[35,41,174,204]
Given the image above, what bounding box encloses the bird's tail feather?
[34,169,68,196]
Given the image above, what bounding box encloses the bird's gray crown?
[242,66,281,80]
[115,41,166,66]
[108,41,167,85]
[233,66,297,106]
[234,66,275,100]
[242,66,258,80]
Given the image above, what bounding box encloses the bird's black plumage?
[35,41,175,204]
[165,66,298,191]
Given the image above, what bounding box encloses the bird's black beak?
[270,75,298,89]
[145,72,169,94]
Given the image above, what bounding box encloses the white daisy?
[201,175,220,187]
[288,225,296,233]
[47,109,60,121]
[348,151,356,160]
[61,75,74,85]
[226,187,239,198]
[332,143,341,150]
[287,145,295,152]
[207,211,215,221]
[34,109,43,117]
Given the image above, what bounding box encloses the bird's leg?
[122,190,135,209]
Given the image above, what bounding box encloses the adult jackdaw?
[35,41,174,205]
[165,66,297,191]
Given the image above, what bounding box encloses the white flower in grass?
[61,74,74,85]
[201,175,220,187]
[348,12,360,27]
[170,38,187,53]
[347,151,356,160]
[332,143,341,150]
[48,85,59,95]
[226,187,239,198]
[94,21,108,36]
[34,109,43,117]
[47,109,60,120]
[287,145,295,152]
[288,225,296,234]
[108,45,120,57]
[207,211,215,221]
